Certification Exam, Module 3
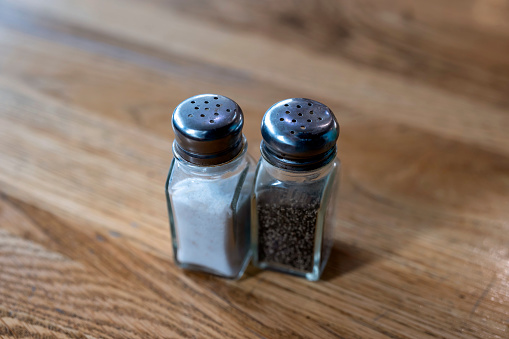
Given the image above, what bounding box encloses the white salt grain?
[170,174,248,277]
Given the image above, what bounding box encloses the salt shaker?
[165,94,255,279]
[252,98,341,281]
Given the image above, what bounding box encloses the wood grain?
[0,0,508,338]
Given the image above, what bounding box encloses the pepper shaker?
[252,98,341,281]
[165,94,255,279]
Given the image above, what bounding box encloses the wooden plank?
[2,0,509,156]
[165,0,509,106]
[0,74,507,337]
[0,0,508,337]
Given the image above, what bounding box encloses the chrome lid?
[172,94,244,165]
[260,98,339,171]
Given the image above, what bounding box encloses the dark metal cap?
[172,94,244,165]
[261,98,339,171]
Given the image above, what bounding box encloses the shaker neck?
[261,141,337,172]
[173,137,249,177]
[259,155,336,183]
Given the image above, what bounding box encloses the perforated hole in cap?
[271,99,335,137]
[182,96,241,129]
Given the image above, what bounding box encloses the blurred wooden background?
[1,0,508,338]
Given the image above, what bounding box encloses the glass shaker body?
[165,94,254,279]
[252,98,341,281]
[252,157,340,281]
[166,143,255,279]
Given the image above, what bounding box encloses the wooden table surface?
[1,0,508,338]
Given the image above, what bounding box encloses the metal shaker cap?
[261,98,339,171]
[172,94,244,165]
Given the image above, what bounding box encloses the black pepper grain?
[257,190,320,272]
